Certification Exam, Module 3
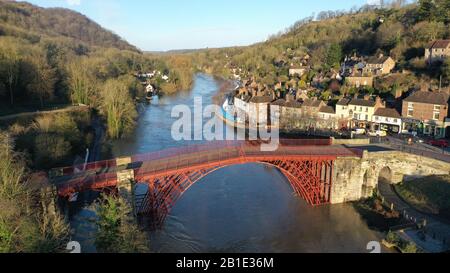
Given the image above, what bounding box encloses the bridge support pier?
[117,169,136,214]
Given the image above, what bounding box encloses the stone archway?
[378,166,393,184]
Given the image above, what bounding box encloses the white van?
[368,130,387,137]
[352,128,366,135]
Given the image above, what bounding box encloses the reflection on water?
[71,74,389,253]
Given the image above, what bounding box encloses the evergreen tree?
[325,43,343,69]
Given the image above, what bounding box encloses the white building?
[289,66,308,77]
[372,108,402,134]
[319,106,336,120]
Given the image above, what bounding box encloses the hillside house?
[289,66,308,77]
[363,55,396,75]
[425,40,450,64]
[346,75,374,88]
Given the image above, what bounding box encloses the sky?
[21,0,382,51]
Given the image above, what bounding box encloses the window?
[408,109,414,117]
[434,105,441,111]
[434,112,440,120]
[375,116,379,121]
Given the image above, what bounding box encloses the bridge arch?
[135,158,335,226]
[378,166,393,184]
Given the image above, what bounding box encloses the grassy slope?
[395,175,450,220]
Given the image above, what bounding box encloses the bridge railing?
[50,158,117,178]
[53,139,336,179]
[388,143,450,163]
[57,171,118,196]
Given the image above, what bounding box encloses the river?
[71,73,389,253]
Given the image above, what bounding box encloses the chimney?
[376,96,384,107]
[395,89,403,99]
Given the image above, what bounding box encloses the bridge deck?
[51,141,363,197]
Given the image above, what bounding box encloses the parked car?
[368,130,387,137]
[352,128,366,135]
[427,139,449,148]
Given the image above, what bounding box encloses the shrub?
[34,133,72,168]
[94,194,150,253]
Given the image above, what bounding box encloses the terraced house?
[372,108,402,134]
[336,97,385,129]
[425,40,450,64]
[363,54,396,76]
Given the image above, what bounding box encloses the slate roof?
[404,91,450,106]
[319,106,335,114]
[284,101,303,109]
[303,99,323,108]
[374,108,401,119]
[349,99,376,107]
[337,98,351,106]
[271,99,286,106]
[366,56,391,65]
[249,96,273,104]
[428,40,450,49]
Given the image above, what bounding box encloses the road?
[355,135,450,163]
[378,180,450,252]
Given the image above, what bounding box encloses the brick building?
[402,91,450,138]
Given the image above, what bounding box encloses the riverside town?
[0,0,450,262]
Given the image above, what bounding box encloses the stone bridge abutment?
[331,151,450,204]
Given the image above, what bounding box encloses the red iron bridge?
[50,139,363,226]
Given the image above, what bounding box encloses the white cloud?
[66,0,81,6]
